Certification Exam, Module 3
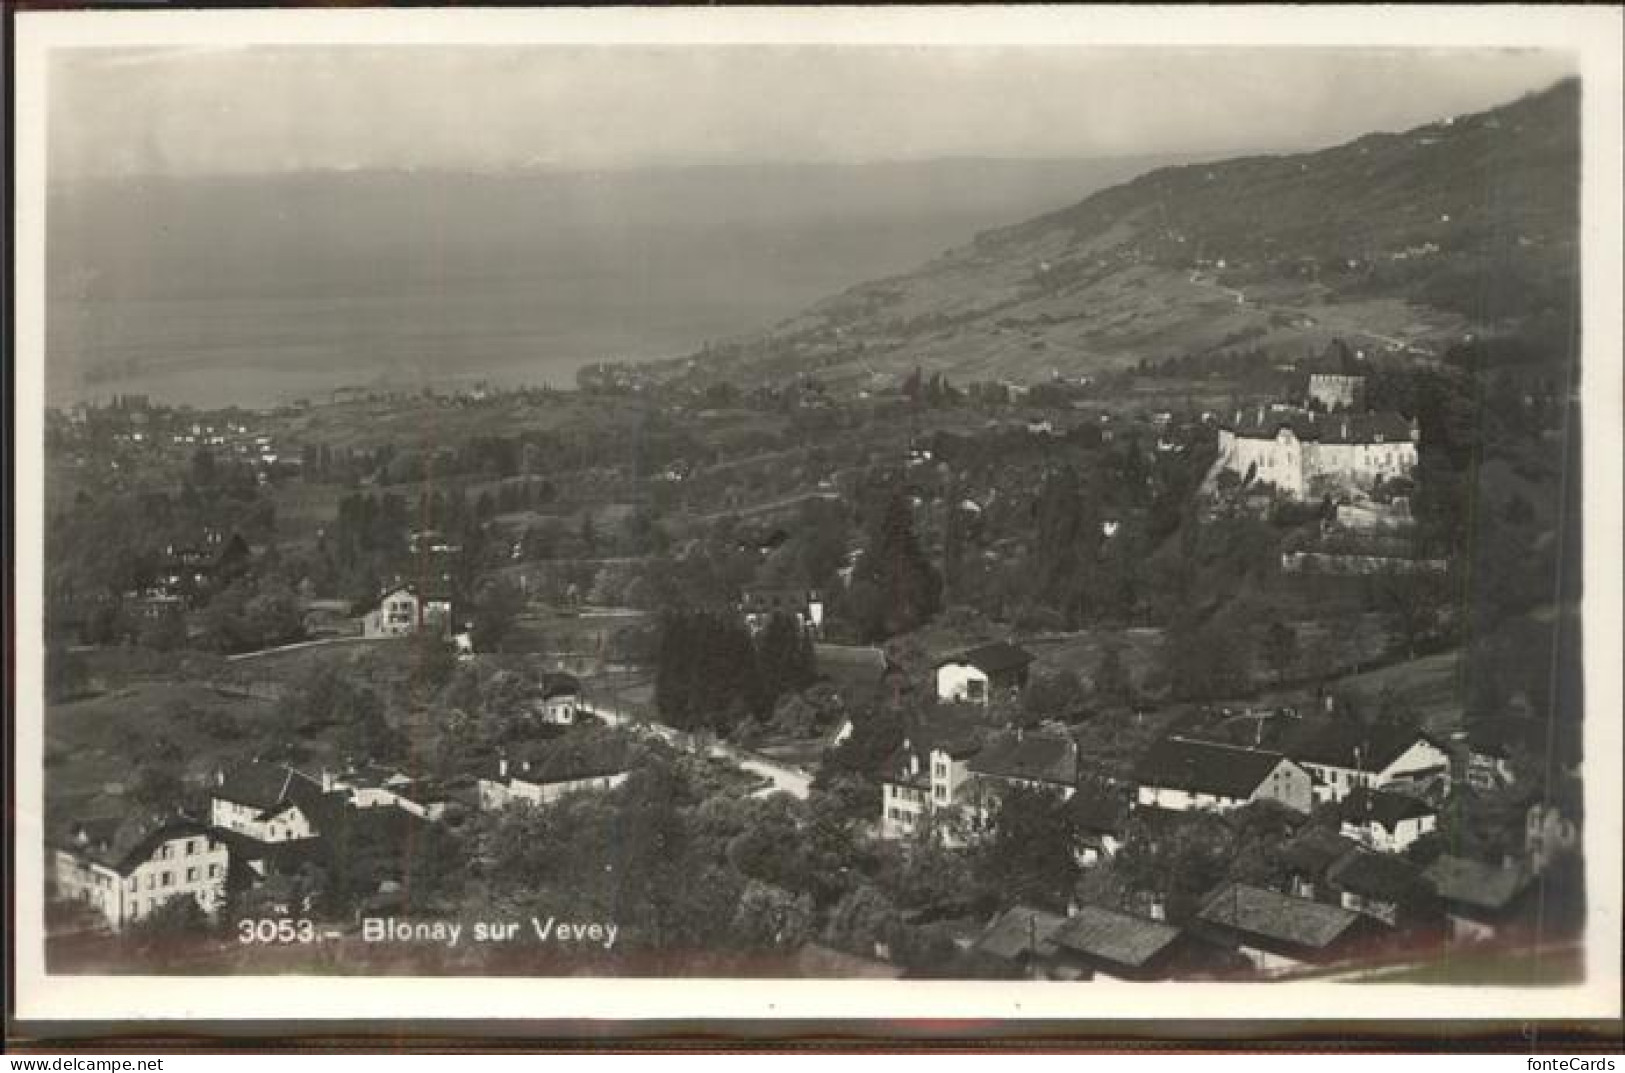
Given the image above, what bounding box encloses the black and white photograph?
[10,5,1622,1032]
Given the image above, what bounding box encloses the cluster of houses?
[878,653,1579,980]
[47,671,632,933]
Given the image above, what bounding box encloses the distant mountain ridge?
[690,79,1579,387]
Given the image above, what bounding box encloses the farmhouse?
[210,763,328,844]
[1196,882,1380,974]
[477,750,630,811]
[967,730,1080,799]
[1325,849,1438,929]
[1423,855,1533,942]
[1285,721,1452,804]
[1338,787,1437,853]
[1214,406,1418,501]
[935,642,1035,705]
[362,584,453,639]
[51,816,229,931]
[1048,905,1196,981]
[1133,737,1313,814]
[535,672,584,725]
[970,904,1068,979]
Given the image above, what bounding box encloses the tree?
[139,607,190,652]
[850,490,942,641]
[971,784,1079,913]
[470,575,527,652]
[1094,644,1133,708]
[731,880,813,952]
[1262,620,1299,685]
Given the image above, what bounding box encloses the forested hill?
[686,79,1579,387]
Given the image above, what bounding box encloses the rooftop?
[214,762,326,816]
[973,905,1068,961]
[1135,736,1291,800]
[1051,905,1183,970]
[1340,787,1436,832]
[1198,882,1365,952]
[969,731,1078,788]
[1285,720,1441,774]
[942,642,1035,676]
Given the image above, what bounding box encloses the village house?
[1276,825,1362,901]
[210,763,328,844]
[1423,854,1534,943]
[51,816,230,931]
[1338,787,1438,853]
[934,642,1035,706]
[967,730,1080,799]
[477,750,630,811]
[1325,849,1439,930]
[878,711,987,842]
[1047,904,1206,982]
[970,904,1068,979]
[1196,882,1382,975]
[1133,736,1314,814]
[534,672,585,725]
[1285,721,1452,804]
[362,584,454,639]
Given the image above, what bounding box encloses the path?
[579,699,812,800]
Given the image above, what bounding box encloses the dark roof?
[1285,720,1440,773]
[213,763,326,815]
[1135,736,1291,800]
[944,642,1035,676]
[1064,785,1131,837]
[1340,787,1435,833]
[1227,407,1415,445]
[815,644,892,694]
[973,905,1067,961]
[1327,850,1431,905]
[540,672,581,700]
[969,732,1078,787]
[1276,826,1360,878]
[1051,906,1182,970]
[60,816,217,875]
[1423,855,1531,913]
[1197,883,1364,952]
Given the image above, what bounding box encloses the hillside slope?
[692,80,1579,387]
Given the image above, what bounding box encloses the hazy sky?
[50,46,1577,178]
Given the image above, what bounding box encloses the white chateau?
[1213,364,1419,503]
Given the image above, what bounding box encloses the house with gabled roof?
[50,815,229,931]
[878,709,988,842]
[1284,720,1451,804]
[1338,787,1437,853]
[1065,783,1132,867]
[935,642,1035,705]
[477,747,630,811]
[362,583,454,639]
[968,730,1079,798]
[1134,736,1313,814]
[210,762,329,844]
[1196,882,1383,975]
[969,904,1068,979]
[1048,904,1195,981]
[1275,825,1361,901]
[1423,855,1534,942]
[1326,849,1439,929]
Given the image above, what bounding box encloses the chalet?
[970,905,1068,979]
[362,584,454,639]
[1338,787,1437,853]
[210,763,328,844]
[1048,905,1194,981]
[1325,849,1438,929]
[477,750,630,811]
[879,710,987,842]
[51,816,229,931]
[1284,721,1452,804]
[935,642,1035,705]
[1133,737,1313,814]
[535,672,584,725]
[1196,882,1380,975]
[1423,855,1533,942]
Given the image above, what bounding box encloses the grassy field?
[1331,650,1467,735]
